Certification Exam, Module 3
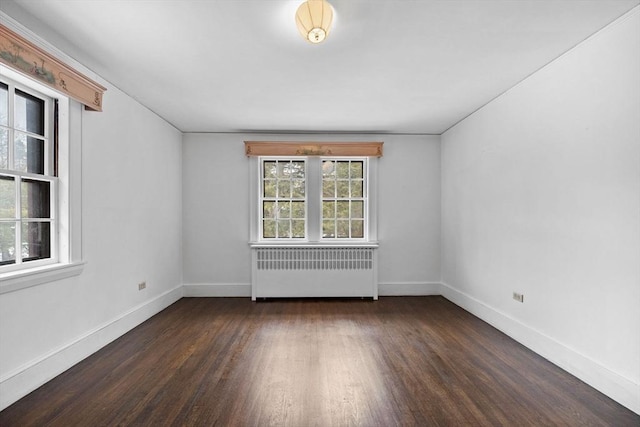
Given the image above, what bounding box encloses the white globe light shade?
[295,0,334,44]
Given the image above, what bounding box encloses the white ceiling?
[2,0,638,134]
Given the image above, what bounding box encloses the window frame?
[1,76,58,272]
[320,158,368,241]
[259,157,308,240]
[251,154,378,245]
[0,65,84,293]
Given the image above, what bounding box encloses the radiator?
[251,246,378,300]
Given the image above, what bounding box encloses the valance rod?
[0,24,106,111]
[245,141,383,157]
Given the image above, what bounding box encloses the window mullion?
[45,97,52,176]
[15,175,22,265]
[307,158,320,242]
[49,178,57,262]
[8,86,15,170]
[365,159,372,241]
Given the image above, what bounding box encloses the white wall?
[441,9,640,413]
[0,35,183,408]
[182,133,441,296]
[3,0,637,416]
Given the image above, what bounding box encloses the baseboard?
[378,282,442,296]
[0,284,183,411]
[183,283,251,297]
[440,282,640,415]
[184,282,440,298]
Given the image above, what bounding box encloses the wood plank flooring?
[1,296,637,426]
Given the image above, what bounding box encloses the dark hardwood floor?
[1,296,637,426]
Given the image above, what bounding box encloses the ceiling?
[2,0,638,134]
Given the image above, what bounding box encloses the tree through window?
[0,79,55,268]
[261,160,306,239]
[322,160,365,238]
[259,157,368,241]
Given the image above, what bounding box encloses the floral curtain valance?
[245,141,383,157]
[0,24,106,111]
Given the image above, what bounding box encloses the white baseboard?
[184,282,441,298]
[183,283,251,297]
[378,282,442,296]
[0,285,183,411]
[440,282,640,415]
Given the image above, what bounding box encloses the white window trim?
[0,66,84,294]
[1,77,57,272]
[249,155,378,246]
[316,157,369,242]
[259,157,308,241]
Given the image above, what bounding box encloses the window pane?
[277,220,291,238]
[277,162,289,178]
[263,220,276,238]
[322,201,335,219]
[21,221,51,261]
[336,162,349,179]
[322,179,335,198]
[351,180,363,198]
[21,179,50,218]
[0,82,7,126]
[336,181,349,198]
[351,201,364,219]
[0,176,15,219]
[15,89,45,136]
[336,220,350,238]
[350,161,363,179]
[291,161,305,178]
[277,180,291,198]
[263,180,276,198]
[278,201,291,219]
[264,161,276,178]
[291,201,305,218]
[0,222,16,264]
[292,220,305,238]
[322,160,335,178]
[322,220,335,238]
[263,201,275,219]
[0,129,8,169]
[291,179,305,198]
[15,133,45,174]
[351,220,364,238]
[336,201,349,219]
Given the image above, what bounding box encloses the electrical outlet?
[138,281,146,291]
[513,292,524,303]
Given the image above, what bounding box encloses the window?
[0,25,98,291]
[321,159,365,239]
[0,78,56,271]
[0,67,83,291]
[257,156,374,242]
[261,159,306,239]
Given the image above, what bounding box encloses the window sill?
[0,261,85,294]
[250,241,379,249]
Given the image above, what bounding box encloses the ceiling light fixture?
[295,0,334,44]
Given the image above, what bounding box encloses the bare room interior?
[0,0,638,425]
